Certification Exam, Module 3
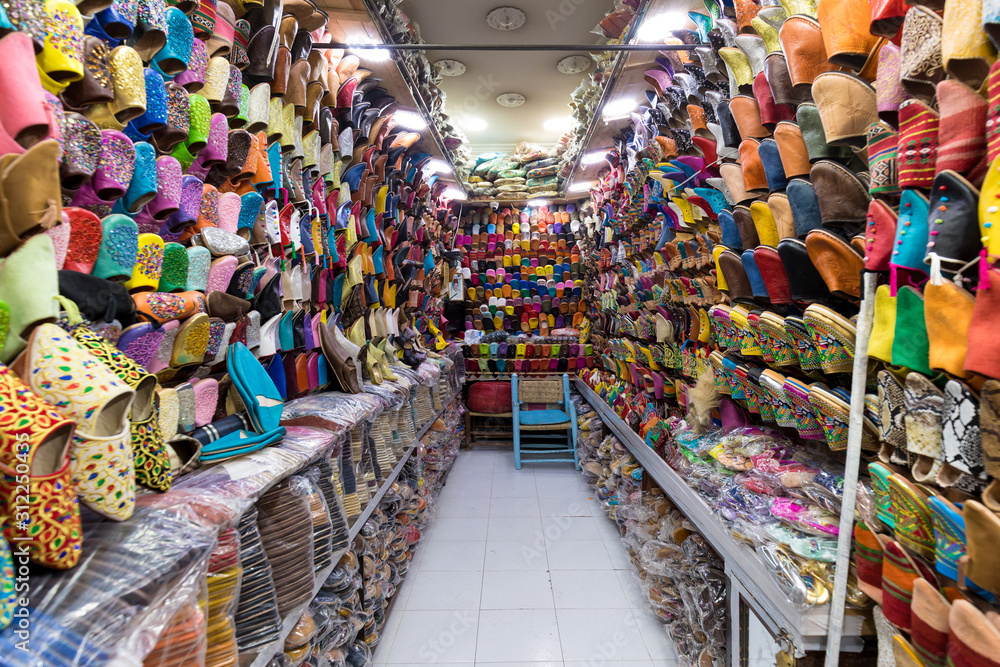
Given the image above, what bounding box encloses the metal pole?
[313,42,703,51]
[824,271,877,667]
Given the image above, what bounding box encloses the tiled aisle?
[372,447,680,666]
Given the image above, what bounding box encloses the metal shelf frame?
[250,388,461,667]
[574,379,865,659]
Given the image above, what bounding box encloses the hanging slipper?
[887,472,936,561]
[903,372,946,484]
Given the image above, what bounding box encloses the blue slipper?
[200,426,286,462]
[227,342,283,432]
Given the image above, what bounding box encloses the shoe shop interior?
[2,0,999,664]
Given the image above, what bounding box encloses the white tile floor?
[372,447,680,666]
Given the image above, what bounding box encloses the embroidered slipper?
[887,472,936,561]
[0,364,81,569]
[758,311,797,367]
[803,304,857,374]
[67,426,135,521]
[12,323,134,438]
[170,312,210,367]
[784,316,822,373]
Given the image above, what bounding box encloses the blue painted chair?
[511,373,579,470]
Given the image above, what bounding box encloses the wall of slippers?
[455,203,593,380]
[578,0,1000,658]
[0,0,470,663]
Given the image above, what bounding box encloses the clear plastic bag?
[0,507,216,666]
[234,506,283,661]
[256,477,316,623]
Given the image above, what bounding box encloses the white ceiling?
[397,0,612,158]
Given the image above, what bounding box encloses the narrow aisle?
[373,447,680,666]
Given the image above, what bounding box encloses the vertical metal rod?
[824,271,877,667]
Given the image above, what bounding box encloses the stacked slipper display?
[576,0,1000,656]
[454,203,590,378]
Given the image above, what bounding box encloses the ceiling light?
[348,36,391,62]
[486,6,526,31]
[393,110,426,129]
[603,98,637,118]
[527,199,549,208]
[442,187,467,201]
[557,55,591,74]
[459,117,488,131]
[496,92,526,107]
[543,116,575,132]
[434,58,467,76]
[635,11,688,42]
[582,150,610,165]
[423,159,452,175]
[569,181,595,192]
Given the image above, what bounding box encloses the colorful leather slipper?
[227,341,283,432]
[11,323,134,438]
[199,425,285,462]
[0,364,81,569]
[170,313,210,367]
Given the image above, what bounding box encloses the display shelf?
[247,555,345,667]
[574,379,866,656]
[415,389,462,441]
[345,388,461,540]
[315,2,462,187]
[348,444,417,540]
